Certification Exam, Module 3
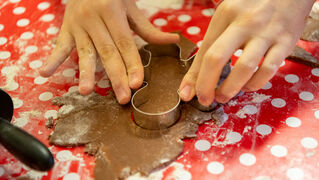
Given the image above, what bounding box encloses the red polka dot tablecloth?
[0,0,319,179]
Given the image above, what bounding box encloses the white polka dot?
[178,14,191,22]
[207,162,224,175]
[63,173,80,180]
[97,79,110,88]
[197,41,202,47]
[68,86,79,93]
[44,110,58,119]
[0,167,4,176]
[285,74,299,83]
[187,26,200,35]
[286,117,301,128]
[29,60,43,69]
[301,137,318,149]
[239,153,256,166]
[195,139,211,151]
[314,110,319,119]
[270,145,288,157]
[20,32,34,40]
[299,91,314,101]
[243,105,258,115]
[13,117,28,127]
[271,98,286,108]
[37,2,50,10]
[57,150,73,161]
[234,49,242,57]
[34,77,48,85]
[62,69,76,77]
[225,131,242,144]
[0,24,4,31]
[262,81,272,90]
[40,14,55,22]
[311,68,319,77]
[61,0,68,5]
[153,18,167,26]
[25,45,38,54]
[9,0,21,3]
[256,124,272,136]
[12,98,23,109]
[0,51,11,60]
[6,82,19,91]
[13,7,26,15]
[202,8,214,16]
[46,26,59,35]
[39,92,53,101]
[286,168,304,180]
[16,18,30,27]
[280,60,286,67]
[0,37,7,45]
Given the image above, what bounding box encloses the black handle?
[0,118,54,171]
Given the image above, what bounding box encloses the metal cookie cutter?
[131,42,195,130]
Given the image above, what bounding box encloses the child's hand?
[40,0,179,104]
[179,0,315,106]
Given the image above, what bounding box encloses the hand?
[39,0,179,104]
[179,0,315,106]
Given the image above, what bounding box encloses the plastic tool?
[0,89,54,171]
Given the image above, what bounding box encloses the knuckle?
[204,52,225,65]
[236,62,257,72]
[98,44,117,59]
[262,63,277,76]
[115,38,134,51]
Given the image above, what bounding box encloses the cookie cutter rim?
[131,41,196,130]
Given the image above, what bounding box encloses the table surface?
[0,0,319,180]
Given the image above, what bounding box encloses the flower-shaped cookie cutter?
[131,36,231,130]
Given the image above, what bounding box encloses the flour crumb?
[251,92,271,103]
[227,100,238,106]
[211,106,228,126]
[243,126,252,133]
[1,66,20,91]
[38,130,43,135]
[58,105,75,115]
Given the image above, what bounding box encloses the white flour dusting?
[13,110,42,127]
[58,105,75,115]
[1,66,20,91]
[136,0,184,17]
[127,162,191,180]
[251,92,271,103]
[310,2,319,20]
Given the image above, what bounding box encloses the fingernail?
[130,72,140,88]
[215,95,228,103]
[197,94,210,106]
[180,85,192,100]
[116,87,129,104]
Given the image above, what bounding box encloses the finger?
[73,28,97,95]
[126,2,179,44]
[196,25,247,106]
[100,4,144,90]
[179,8,232,101]
[215,38,270,103]
[243,43,291,91]
[83,17,131,104]
[40,25,75,77]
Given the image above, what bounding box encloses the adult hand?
[39,0,179,104]
[179,0,315,106]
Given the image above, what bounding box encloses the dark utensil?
[0,89,54,171]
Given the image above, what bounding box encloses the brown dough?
[301,17,319,42]
[49,36,213,179]
[287,46,319,67]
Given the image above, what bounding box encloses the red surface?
[0,0,319,179]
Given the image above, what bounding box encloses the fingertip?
[79,82,94,96]
[114,86,131,105]
[179,84,194,102]
[128,71,144,90]
[38,67,52,77]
